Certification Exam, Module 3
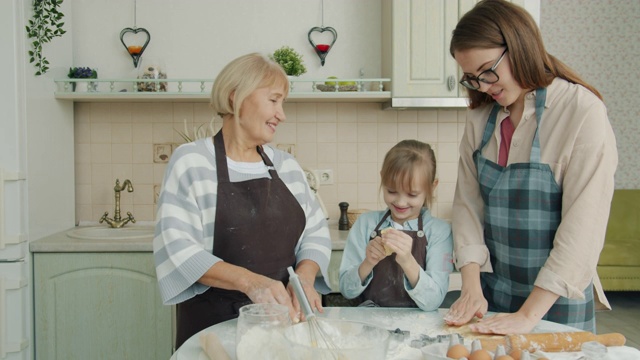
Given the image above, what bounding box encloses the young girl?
[339,140,453,311]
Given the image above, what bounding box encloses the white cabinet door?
[383,0,540,99]
[383,0,460,98]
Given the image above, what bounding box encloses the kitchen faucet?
[99,178,136,228]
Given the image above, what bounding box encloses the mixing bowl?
[283,318,390,359]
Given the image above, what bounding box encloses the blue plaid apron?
[474,88,595,331]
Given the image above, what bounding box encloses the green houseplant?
[270,46,307,77]
[67,67,98,79]
[26,0,66,76]
[67,66,98,91]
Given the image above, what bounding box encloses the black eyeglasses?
[459,49,507,90]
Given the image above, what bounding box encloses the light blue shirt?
[339,209,453,311]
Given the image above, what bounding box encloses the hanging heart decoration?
[308,26,337,66]
[119,27,151,68]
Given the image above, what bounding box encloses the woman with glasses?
[444,0,617,334]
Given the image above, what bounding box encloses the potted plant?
[270,46,307,77]
[67,67,98,92]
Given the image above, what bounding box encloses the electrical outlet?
[318,169,334,185]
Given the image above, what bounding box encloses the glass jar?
[137,58,167,92]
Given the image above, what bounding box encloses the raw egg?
[508,349,522,360]
[446,344,470,359]
[496,356,515,360]
[468,349,492,360]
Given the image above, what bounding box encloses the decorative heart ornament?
[120,27,151,68]
[308,26,337,66]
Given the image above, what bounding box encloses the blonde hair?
[450,0,602,109]
[210,53,289,121]
[380,140,437,208]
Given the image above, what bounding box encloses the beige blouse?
[452,78,618,308]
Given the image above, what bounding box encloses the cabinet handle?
[447,75,456,92]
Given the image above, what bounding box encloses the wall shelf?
[54,78,392,103]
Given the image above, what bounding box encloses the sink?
[67,226,155,240]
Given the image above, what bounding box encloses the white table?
[170,307,640,360]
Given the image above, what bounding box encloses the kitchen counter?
[30,224,349,253]
[29,225,155,252]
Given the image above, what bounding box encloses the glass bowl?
[283,318,390,359]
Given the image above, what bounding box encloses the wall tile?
[317,142,337,164]
[337,104,357,123]
[74,101,501,223]
[418,123,438,143]
[317,123,337,143]
[112,123,132,144]
[90,123,111,144]
[317,103,337,123]
[437,123,458,142]
[296,103,317,123]
[90,144,112,164]
[132,123,153,144]
[111,144,132,164]
[297,123,318,143]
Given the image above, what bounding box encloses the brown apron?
[175,130,306,348]
[361,210,427,307]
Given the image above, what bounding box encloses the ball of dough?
[380,227,394,255]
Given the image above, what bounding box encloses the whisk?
[287,266,339,353]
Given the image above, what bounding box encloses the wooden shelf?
[54,78,391,103]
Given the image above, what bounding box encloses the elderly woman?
[153,53,332,348]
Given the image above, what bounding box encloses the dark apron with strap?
[475,88,594,331]
[175,130,306,348]
[361,210,427,307]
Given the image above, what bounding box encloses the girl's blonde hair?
[210,53,289,121]
[450,0,602,109]
[380,140,437,208]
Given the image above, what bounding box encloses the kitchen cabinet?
[382,0,460,98]
[382,0,539,100]
[34,252,172,360]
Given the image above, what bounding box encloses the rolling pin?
[479,332,626,352]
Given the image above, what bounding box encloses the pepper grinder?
[339,202,350,230]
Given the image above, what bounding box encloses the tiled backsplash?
[74,102,466,224]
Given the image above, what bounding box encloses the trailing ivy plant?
[25,0,66,76]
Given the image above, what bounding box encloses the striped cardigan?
[153,137,332,305]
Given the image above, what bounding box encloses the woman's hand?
[444,263,487,325]
[287,274,323,322]
[468,312,537,334]
[444,289,488,325]
[287,259,324,323]
[245,274,297,321]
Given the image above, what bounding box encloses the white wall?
[71,0,382,80]
[22,1,76,239]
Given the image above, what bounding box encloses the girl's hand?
[364,236,387,266]
[381,229,414,266]
[468,312,537,334]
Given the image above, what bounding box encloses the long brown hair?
[450,0,602,109]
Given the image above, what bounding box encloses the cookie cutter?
[387,328,411,341]
[410,333,464,348]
